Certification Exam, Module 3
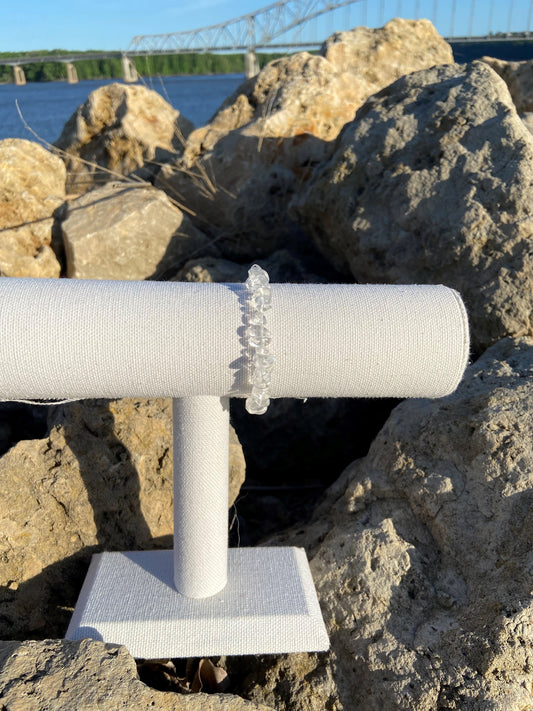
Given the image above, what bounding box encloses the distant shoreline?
[0,40,531,84]
[0,51,283,84]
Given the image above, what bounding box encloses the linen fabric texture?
[66,547,330,657]
[0,278,469,401]
[173,396,229,598]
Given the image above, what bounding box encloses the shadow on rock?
[156,132,335,262]
[0,399,173,640]
[49,400,154,548]
[230,396,399,546]
[0,402,49,457]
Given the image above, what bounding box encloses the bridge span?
[3,0,533,85]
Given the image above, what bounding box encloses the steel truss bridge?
[2,0,533,85]
[127,0,533,54]
[128,0,362,54]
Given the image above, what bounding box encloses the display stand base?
[66,547,329,658]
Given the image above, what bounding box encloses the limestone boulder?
[292,61,533,353]
[61,182,215,280]
[0,639,272,710]
[522,111,533,135]
[480,56,533,113]
[0,139,64,277]
[232,337,533,710]
[55,83,194,194]
[480,56,533,135]
[0,398,245,638]
[320,16,453,80]
[156,19,453,258]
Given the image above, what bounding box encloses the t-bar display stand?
[0,273,469,658]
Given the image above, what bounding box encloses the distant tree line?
[0,49,285,83]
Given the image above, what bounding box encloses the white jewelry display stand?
[0,277,469,658]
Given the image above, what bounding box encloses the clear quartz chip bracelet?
[244,264,275,415]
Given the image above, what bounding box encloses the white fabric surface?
[66,548,329,658]
[0,278,469,400]
[173,396,229,598]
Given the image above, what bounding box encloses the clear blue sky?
[1,0,532,53]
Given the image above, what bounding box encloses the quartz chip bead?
[253,369,271,387]
[246,324,272,349]
[251,287,272,311]
[248,331,272,350]
[246,264,270,289]
[256,353,275,371]
[248,311,266,327]
[246,391,270,415]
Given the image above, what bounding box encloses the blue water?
[0,74,245,144]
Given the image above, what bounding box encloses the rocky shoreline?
[0,17,533,710]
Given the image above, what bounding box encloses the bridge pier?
[13,65,26,86]
[122,55,138,83]
[66,62,78,84]
[245,49,259,79]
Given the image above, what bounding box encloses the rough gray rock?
[61,182,215,279]
[175,257,250,283]
[0,138,65,277]
[522,111,533,134]
[320,17,453,80]
[55,83,194,194]
[231,337,533,710]
[480,56,533,136]
[0,639,272,710]
[292,61,533,353]
[0,398,245,638]
[156,19,453,258]
[480,55,533,113]
[174,249,325,284]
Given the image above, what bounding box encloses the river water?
[0,74,245,144]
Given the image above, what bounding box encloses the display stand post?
[173,396,229,599]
